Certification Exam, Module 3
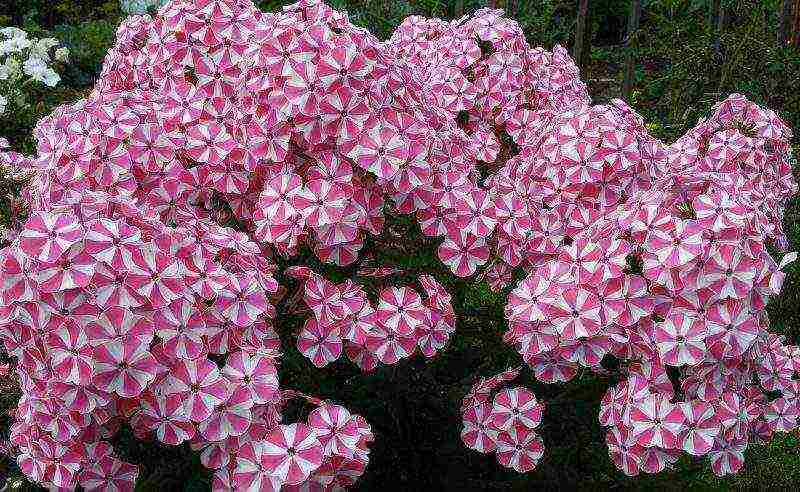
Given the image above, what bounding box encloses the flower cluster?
[1,1,401,488]
[384,10,799,477]
[460,367,545,473]
[1,183,381,489]
[383,12,598,280]
[0,0,797,487]
[0,28,68,117]
[502,95,798,476]
[288,267,455,369]
[199,392,374,490]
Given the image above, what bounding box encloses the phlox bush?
[0,0,797,489]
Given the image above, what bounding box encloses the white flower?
[0,27,27,40]
[4,35,32,54]
[29,38,60,61]
[0,57,22,81]
[0,227,14,244]
[780,252,798,270]
[0,37,29,56]
[23,57,60,87]
[40,37,59,49]
[40,67,61,87]
[23,56,47,77]
[0,95,7,116]
[0,40,13,56]
[55,47,70,63]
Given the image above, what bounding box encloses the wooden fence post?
[622,0,641,99]
[713,7,725,59]
[454,0,464,18]
[709,0,720,30]
[506,0,519,19]
[573,0,590,70]
[778,0,793,45]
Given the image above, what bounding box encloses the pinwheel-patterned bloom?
[460,370,547,473]
[86,306,154,345]
[216,273,270,328]
[628,394,685,448]
[437,232,490,277]
[461,402,499,454]
[655,312,708,366]
[36,242,96,292]
[0,248,38,303]
[234,441,284,492]
[19,212,83,263]
[416,309,455,358]
[354,126,408,179]
[646,220,704,268]
[375,286,427,337]
[186,122,237,164]
[677,400,720,456]
[262,423,324,486]
[495,425,545,473]
[363,322,418,366]
[491,386,543,431]
[198,387,254,442]
[154,298,207,360]
[79,457,139,492]
[705,299,758,358]
[292,179,346,229]
[302,274,348,327]
[638,446,680,474]
[708,435,746,477]
[308,403,360,457]
[124,247,184,308]
[763,397,799,432]
[84,218,142,269]
[92,337,158,398]
[222,350,279,404]
[296,318,343,368]
[163,358,231,422]
[549,287,602,339]
[139,393,196,445]
[45,318,94,384]
[183,253,230,299]
[24,437,82,488]
[257,172,302,217]
[606,427,643,477]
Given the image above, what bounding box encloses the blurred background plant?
[119,0,170,15]
[622,0,800,142]
[0,2,120,153]
[0,28,68,127]
[0,0,798,490]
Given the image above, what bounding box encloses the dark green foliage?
[53,20,120,88]
[112,427,212,491]
[256,0,576,43]
[0,0,120,30]
[617,0,800,144]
